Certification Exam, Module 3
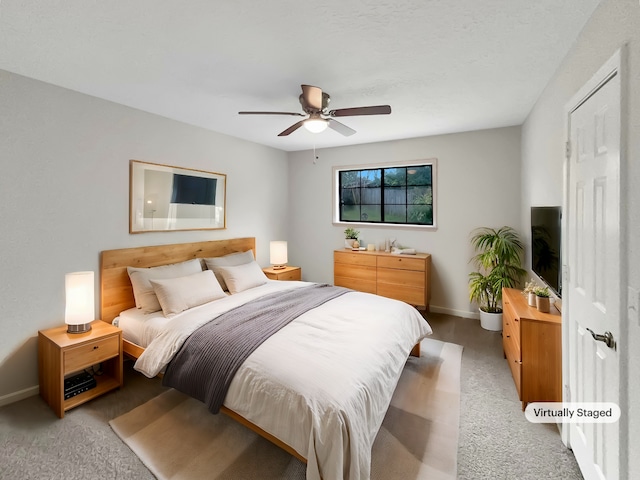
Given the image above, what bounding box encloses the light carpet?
[110,338,462,480]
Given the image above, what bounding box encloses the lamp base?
[67,323,92,334]
[272,264,287,270]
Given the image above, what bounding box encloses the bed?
[100,238,432,480]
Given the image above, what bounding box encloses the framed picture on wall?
[129,160,226,233]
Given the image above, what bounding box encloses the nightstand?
[38,320,123,418]
[262,265,302,281]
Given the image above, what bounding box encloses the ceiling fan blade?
[328,105,392,117]
[301,85,323,111]
[239,111,305,116]
[328,119,356,137]
[278,120,305,136]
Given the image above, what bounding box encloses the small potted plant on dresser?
[523,279,539,307]
[468,226,527,331]
[534,285,551,313]
[344,227,360,249]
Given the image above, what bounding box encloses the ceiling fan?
[238,84,391,137]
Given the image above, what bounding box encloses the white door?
[565,52,622,480]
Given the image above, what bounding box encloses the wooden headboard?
[100,238,256,323]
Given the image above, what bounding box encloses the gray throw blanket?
[162,284,349,413]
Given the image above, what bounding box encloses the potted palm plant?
[468,226,527,331]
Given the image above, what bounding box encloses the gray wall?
[0,70,290,402]
[520,0,640,476]
[287,126,522,318]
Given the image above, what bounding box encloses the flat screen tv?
[531,206,562,297]
[171,174,217,206]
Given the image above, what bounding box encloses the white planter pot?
[479,309,503,331]
[344,239,356,248]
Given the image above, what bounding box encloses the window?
[334,160,436,227]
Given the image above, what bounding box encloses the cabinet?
[38,320,123,418]
[334,250,431,310]
[502,288,562,410]
[262,266,301,281]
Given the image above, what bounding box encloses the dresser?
[334,249,431,310]
[502,288,562,410]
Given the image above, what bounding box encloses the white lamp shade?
[65,271,95,326]
[303,118,328,133]
[270,241,288,266]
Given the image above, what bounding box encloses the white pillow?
[150,270,226,318]
[216,261,268,294]
[127,259,203,313]
[203,250,255,291]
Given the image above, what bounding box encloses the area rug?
[110,338,462,480]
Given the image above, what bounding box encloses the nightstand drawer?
[64,335,120,373]
[276,269,301,281]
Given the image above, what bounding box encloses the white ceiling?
[0,0,601,152]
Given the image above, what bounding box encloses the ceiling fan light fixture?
[303,117,328,133]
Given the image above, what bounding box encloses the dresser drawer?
[64,335,120,374]
[503,334,522,398]
[502,319,520,359]
[334,262,377,281]
[335,276,377,294]
[334,251,376,267]
[503,300,520,345]
[377,267,425,288]
[377,283,425,306]
[377,256,425,272]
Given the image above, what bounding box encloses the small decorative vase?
[528,292,537,307]
[536,296,550,313]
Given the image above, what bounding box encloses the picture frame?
[130,160,226,233]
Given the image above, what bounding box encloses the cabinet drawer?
[377,268,425,288]
[377,283,425,306]
[503,300,520,345]
[334,251,376,267]
[334,263,376,281]
[377,256,425,271]
[277,269,301,281]
[335,276,377,294]
[64,335,120,374]
[503,320,520,359]
[503,335,522,398]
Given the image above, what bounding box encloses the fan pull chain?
[313,143,318,164]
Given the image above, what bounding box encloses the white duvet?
[134,281,432,480]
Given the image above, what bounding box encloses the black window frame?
[334,160,436,228]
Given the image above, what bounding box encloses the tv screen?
[531,206,562,297]
[171,174,217,206]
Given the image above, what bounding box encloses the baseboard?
[429,305,479,320]
[0,385,39,408]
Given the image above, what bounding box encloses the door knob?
[586,328,616,350]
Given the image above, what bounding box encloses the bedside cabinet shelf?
[38,320,123,418]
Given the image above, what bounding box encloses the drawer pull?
[506,335,510,338]
[93,346,99,350]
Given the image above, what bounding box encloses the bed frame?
[100,237,307,463]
